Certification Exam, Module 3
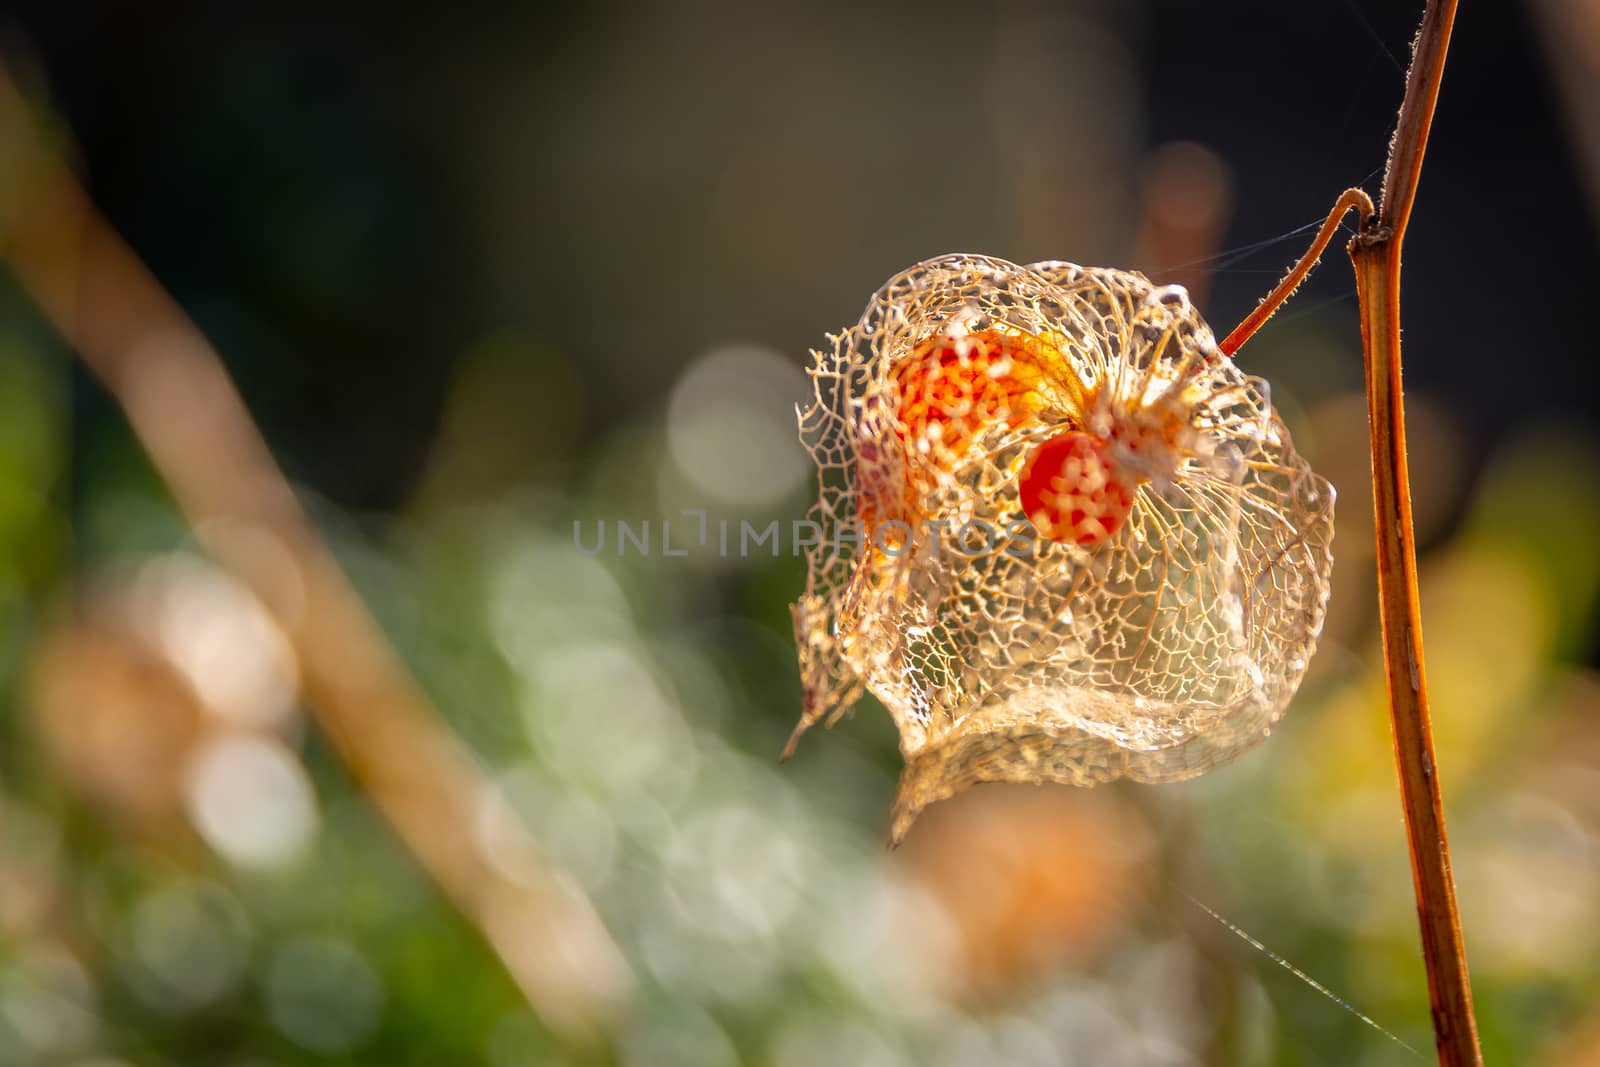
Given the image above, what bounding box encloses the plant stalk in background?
[0,63,633,1041]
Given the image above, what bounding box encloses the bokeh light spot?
[183,735,318,869]
[666,344,809,509]
[264,937,383,1054]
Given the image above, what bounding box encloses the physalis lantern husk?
[786,255,1334,844]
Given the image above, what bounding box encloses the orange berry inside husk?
[892,332,1036,466]
[1018,431,1134,547]
[856,331,1045,529]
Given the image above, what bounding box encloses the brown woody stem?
[1349,1,1481,1063]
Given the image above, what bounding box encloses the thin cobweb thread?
[1178,889,1425,1060]
[1340,0,1407,73]
[1160,217,1325,275]
[1161,164,1384,276]
[1272,286,1360,327]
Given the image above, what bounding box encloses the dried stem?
[1220,2,1477,1060]
[0,65,632,1039]
[1349,2,1481,1064]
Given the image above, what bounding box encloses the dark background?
[13,0,1596,508]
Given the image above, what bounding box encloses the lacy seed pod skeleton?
[786,254,1334,843]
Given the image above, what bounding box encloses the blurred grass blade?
[0,61,632,1040]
